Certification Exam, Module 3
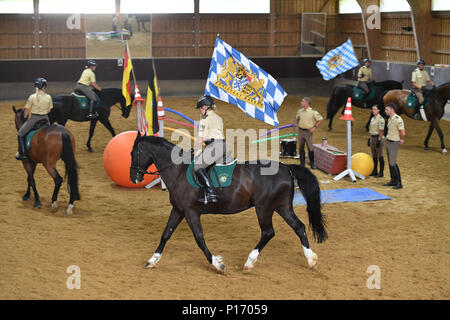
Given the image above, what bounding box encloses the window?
[380,0,410,13]
[200,0,270,14]
[0,0,33,14]
[39,0,115,14]
[432,0,450,11]
[338,0,361,14]
[121,0,194,14]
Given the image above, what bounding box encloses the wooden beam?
[407,0,433,64]
[356,0,382,60]
[269,0,275,56]
[33,0,39,58]
[194,0,199,56]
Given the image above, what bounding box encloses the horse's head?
[12,106,26,131]
[129,131,154,184]
[120,92,134,119]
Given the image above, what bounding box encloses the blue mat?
[293,188,391,206]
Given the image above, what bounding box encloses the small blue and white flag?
[205,36,287,126]
[316,39,359,81]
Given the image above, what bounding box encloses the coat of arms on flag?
[205,36,287,126]
[316,39,359,81]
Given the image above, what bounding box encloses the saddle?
[25,119,50,150]
[352,82,375,103]
[186,158,237,189]
[71,89,100,110]
[406,90,430,110]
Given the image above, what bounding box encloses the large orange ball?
[351,152,374,177]
[103,131,157,188]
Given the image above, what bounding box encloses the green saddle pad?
[71,92,100,110]
[25,129,40,150]
[186,160,237,189]
[406,92,429,110]
[352,84,375,103]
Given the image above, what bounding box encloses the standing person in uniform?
[193,95,227,204]
[357,58,374,101]
[367,105,385,177]
[295,97,323,169]
[15,78,53,160]
[411,59,434,120]
[383,103,405,189]
[75,60,101,120]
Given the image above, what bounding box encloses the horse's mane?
[16,108,26,124]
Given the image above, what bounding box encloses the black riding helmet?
[34,77,47,89]
[196,95,215,109]
[87,59,97,67]
[363,58,371,64]
[417,59,425,65]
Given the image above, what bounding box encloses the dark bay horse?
[49,88,133,152]
[326,80,403,131]
[13,107,80,215]
[129,134,327,274]
[381,83,450,154]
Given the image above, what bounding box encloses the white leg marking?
[65,204,74,215]
[442,148,448,155]
[302,246,318,268]
[51,201,58,212]
[146,253,162,268]
[212,255,225,273]
[244,249,259,271]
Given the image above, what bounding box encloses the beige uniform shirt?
[25,90,53,115]
[411,68,430,88]
[78,68,96,86]
[386,114,405,141]
[296,107,323,130]
[358,66,373,82]
[369,114,385,136]
[198,110,224,140]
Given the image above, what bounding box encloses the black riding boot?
[413,104,421,120]
[299,149,306,167]
[370,157,378,176]
[309,151,317,169]
[86,100,98,120]
[15,135,28,160]
[393,165,403,189]
[375,157,384,178]
[383,165,397,186]
[196,168,218,204]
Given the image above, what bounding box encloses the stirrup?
[15,152,27,160]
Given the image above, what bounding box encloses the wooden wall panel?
[0,15,34,59]
[433,15,450,65]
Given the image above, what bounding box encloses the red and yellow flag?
[145,60,160,136]
[122,44,133,106]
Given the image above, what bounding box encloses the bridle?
[130,141,174,177]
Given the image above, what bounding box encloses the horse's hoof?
[243,265,253,272]
[212,255,226,274]
[50,201,58,213]
[145,253,161,269]
[34,201,42,208]
[424,147,430,151]
[308,252,318,269]
[22,194,30,201]
[65,204,74,215]
[442,148,448,155]
[87,148,93,153]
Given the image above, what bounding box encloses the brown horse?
[13,106,80,214]
[381,83,450,154]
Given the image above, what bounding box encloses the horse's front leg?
[21,160,36,201]
[433,119,447,154]
[86,119,98,152]
[23,161,41,208]
[145,208,184,269]
[185,209,225,274]
[100,119,116,138]
[43,164,63,213]
[424,122,434,150]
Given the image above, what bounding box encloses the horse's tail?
[61,132,80,201]
[288,165,327,243]
[326,87,338,120]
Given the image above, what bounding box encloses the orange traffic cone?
[157,96,165,119]
[133,85,144,106]
[340,97,355,121]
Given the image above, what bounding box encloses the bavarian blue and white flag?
[205,36,287,126]
[316,39,359,81]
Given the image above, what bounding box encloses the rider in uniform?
[16,78,53,160]
[194,95,226,204]
[357,58,373,108]
[411,59,434,120]
[368,104,385,178]
[75,60,102,120]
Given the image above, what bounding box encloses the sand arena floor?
[0,95,449,299]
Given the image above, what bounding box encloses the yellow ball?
[351,152,374,177]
